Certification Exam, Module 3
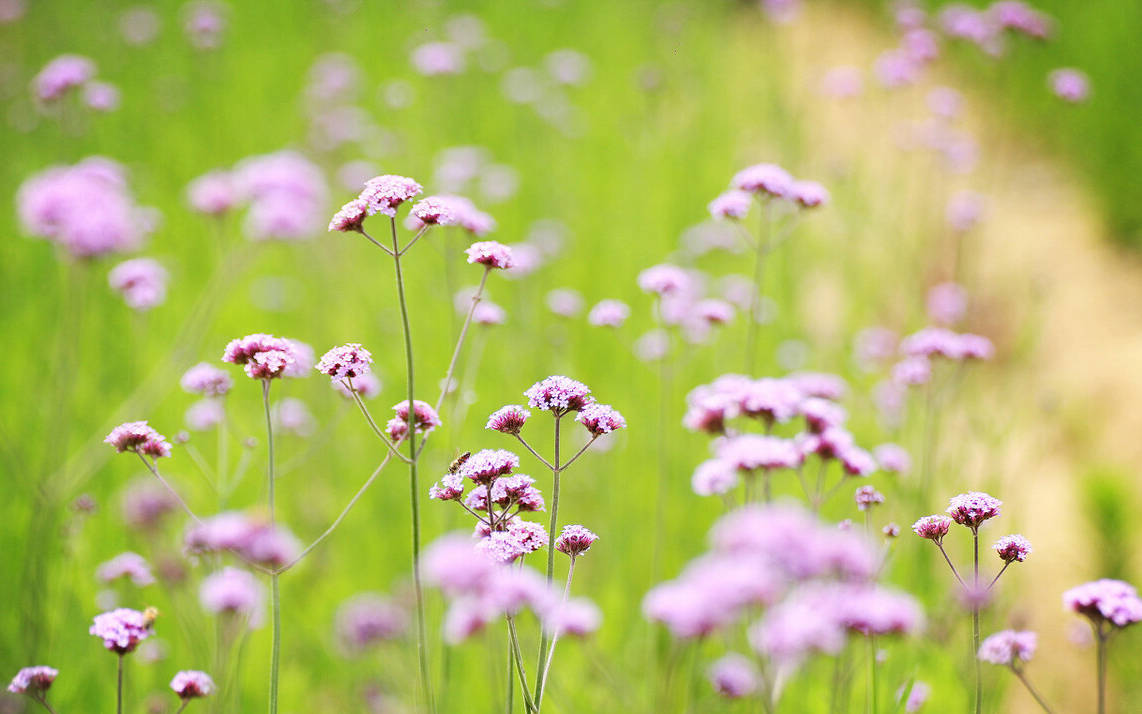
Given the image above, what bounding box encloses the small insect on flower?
[448,451,472,475]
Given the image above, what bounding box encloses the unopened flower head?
[486,405,530,435]
[555,524,598,557]
[181,363,232,397]
[465,240,514,269]
[577,403,626,437]
[89,608,154,654]
[170,670,214,699]
[525,375,594,414]
[912,515,952,542]
[316,343,373,383]
[855,486,885,511]
[7,666,58,695]
[978,630,1037,666]
[946,491,1002,529]
[1063,579,1142,628]
[458,449,519,485]
[588,299,631,328]
[359,174,422,217]
[994,534,1031,563]
[105,421,172,458]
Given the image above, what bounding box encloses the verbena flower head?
[1049,68,1090,103]
[555,524,598,557]
[96,552,155,587]
[359,175,422,217]
[232,150,327,241]
[546,288,584,318]
[90,608,154,654]
[170,670,214,699]
[576,403,626,436]
[525,375,594,414]
[637,264,693,296]
[883,523,900,538]
[902,681,931,713]
[7,666,58,694]
[316,343,373,383]
[187,170,237,215]
[457,449,519,485]
[801,398,847,433]
[790,180,829,208]
[327,198,369,232]
[854,486,885,511]
[122,479,178,531]
[892,357,932,386]
[978,630,1037,666]
[926,282,968,325]
[707,653,759,698]
[946,492,1002,529]
[180,363,232,397]
[1063,579,1142,628]
[994,534,1031,563]
[543,598,602,637]
[587,299,631,328]
[472,301,506,325]
[335,594,407,653]
[912,515,952,543]
[715,435,802,472]
[410,196,456,225]
[221,334,305,380]
[429,473,465,501]
[105,421,172,458]
[199,567,264,622]
[109,258,167,311]
[731,163,793,198]
[486,405,530,435]
[740,377,803,424]
[874,444,911,474]
[708,190,752,220]
[691,459,740,496]
[412,195,495,235]
[839,446,877,477]
[465,240,514,269]
[33,54,95,102]
[837,585,925,637]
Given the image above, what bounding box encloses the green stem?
[117,654,124,714]
[1012,668,1055,714]
[744,201,769,372]
[972,528,981,714]
[538,557,577,697]
[507,622,515,714]
[533,414,563,710]
[1095,628,1107,714]
[507,616,536,713]
[30,694,58,714]
[263,381,280,714]
[867,635,877,714]
[389,218,433,714]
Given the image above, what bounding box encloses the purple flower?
[555,524,598,557]
[33,55,95,102]
[546,289,584,318]
[411,42,465,76]
[170,670,214,699]
[316,343,373,383]
[543,598,601,637]
[883,523,901,538]
[199,567,264,622]
[854,486,885,511]
[335,594,407,653]
[430,473,465,502]
[994,534,1031,563]
[1049,68,1090,103]
[105,421,172,458]
[1063,579,1142,628]
[731,163,793,198]
[638,264,694,297]
[901,681,930,712]
[327,198,369,232]
[576,403,626,437]
[912,515,952,542]
[838,446,877,477]
[946,491,1002,529]
[456,448,519,485]
[333,372,380,399]
[978,630,1037,666]
[187,170,237,216]
[486,405,530,435]
[587,299,631,328]
[388,400,441,440]
[472,301,506,325]
[7,666,58,694]
[927,282,968,325]
[121,479,178,531]
[96,552,155,587]
[90,608,154,654]
[108,258,167,311]
[465,240,514,269]
[707,654,759,698]
[525,375,594,414]
[221,334,305,381]
[83,81,120,112]
[801,398,847,433]
[410,196,456,226]
[180,363,232,397]
[232,151,327,241]
[715,435,801,472]
[892,357,932,386]
[708,190,752,220]
[790,180,829,208]
[691,459,740,496]
[184,1,227,49]
[873,444,911,474]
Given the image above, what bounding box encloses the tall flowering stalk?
[978,630,1054,713]
[1063,579,1142,714]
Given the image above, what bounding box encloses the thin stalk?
[176,701,190,714]
[136,452,201,524]
[358,228,394,256]
[276,453,394,573]
[30,694,58,714]
[987,562,1011,590]
[507,616,536,713]
[1095,628,1107,714]
[507,622,515,714]
[398,225,431,257]
[934,542,966,587]
[1012,668,1055,714]
[389,217,433,714]
[217,407,229,498]
[117,654,124,714]
[533,414,563,710]
[537,557,577,697]
[744,202,769,372]
[972,529,981,714]
[348,388,412,463]
[867,635,877,714]
[515,435,555,471]
[263,381,281,714]
[559,436,598,471]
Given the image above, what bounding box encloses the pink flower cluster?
[108,258,167,311]
[386,400,442,442]
[465,240,514,270]
[199,567,264,622]
[946,491,1002,529]
[727,162,829,208]
[180,363,233,397]
[636,264,738,343]
[994,534,1032,563]
[555,525,598,557]
[185,511,301,569]
[978,629,1037,666]
[228,151,328,240]
[335,594,408,653]
[222,333,310,380]
[105,421,172,458]
[7,666,58,694]
[89,608,154,654]
[18,158,157,258]
[1063,579,1142,628]
[170,670,214,699]
[407,195,495,234]
[485,405,530,435]
[524,375,594,415]
[33,54,120,111]
[316,343,373,383]
[96,552,155,587]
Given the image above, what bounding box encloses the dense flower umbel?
[187,170,237,215]
[978,630,1037,666]
[360,175,423,217]
[316,343,373,382]
[105,421,172,458]
[465,240,514,269]
[731,163,794,197]
[486,405,530,435]
[946,491,1002,529]
[180,363,232,397]
[457,449,520,485]
[525,375,594,414]
[96,552,155,587]
[912,515,953,542]
[854,486,885,511]
[199,567,264,622]
[90,608,154,654]
[109,258,167,311]
[555,525,598,557]
[576,403,626,436]
[327,198,369,232]
[1063,579,1142,628]
[170,670,214,699]
[707,654,759,698]
[994,534,1032,563]
[7,666,58,694]
[587,299,631,328]
[708,190,752,220]
[33,54,95,101]
[409,196,456,225]
[221,334,306,380]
